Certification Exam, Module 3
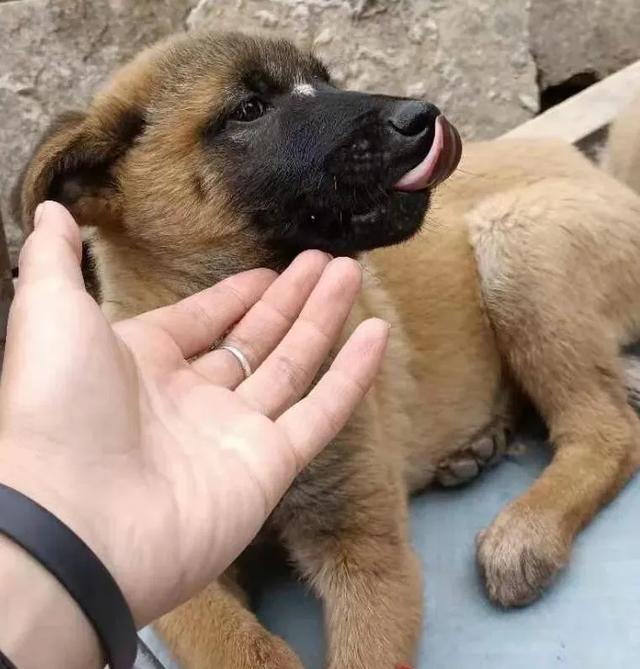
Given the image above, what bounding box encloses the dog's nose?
[388,100,440,137]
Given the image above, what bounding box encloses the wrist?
[0,535,103,669]
[0,452,160,626]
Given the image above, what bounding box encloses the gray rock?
[188,0,536,142]
[531,0,640,89]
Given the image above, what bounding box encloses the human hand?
[0,202,388,627]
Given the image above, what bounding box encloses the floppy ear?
[14,102,145,233]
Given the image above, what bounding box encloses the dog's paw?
[436,424,508,487]
[476,502,571,607]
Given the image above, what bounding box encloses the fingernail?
[33,202,47,229]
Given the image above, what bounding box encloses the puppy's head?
[17,32,461,288]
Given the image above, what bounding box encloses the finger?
[236,257,362,417]
[277,318,389,469]
[17,201,84,292]
[131,268,277,358]
[192,250,330,388]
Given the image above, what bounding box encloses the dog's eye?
[229,98,269,123]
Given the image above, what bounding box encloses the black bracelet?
[0,483,137,669]
[0,649,18,669]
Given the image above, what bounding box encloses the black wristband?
[0,649,18,669]
[0,483,137,669]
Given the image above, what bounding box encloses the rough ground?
[1,0,639,260]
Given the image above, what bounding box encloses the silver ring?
[218,345,252,380]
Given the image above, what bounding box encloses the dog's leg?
[469,182,640,607]
[156,572,304,669]
[274,441,422,669]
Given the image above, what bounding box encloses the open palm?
[0,202,388,625]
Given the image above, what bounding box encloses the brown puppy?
[15,32,640,669]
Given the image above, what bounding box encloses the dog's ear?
[15,39,169,233]
[14,101,146,233]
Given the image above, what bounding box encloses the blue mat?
[141,435,640,668]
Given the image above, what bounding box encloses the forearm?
[0,535,103,669]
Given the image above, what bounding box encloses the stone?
[313,28,333,47]
[406,82,428,99]
[253,10,279,29]
[518,93,540,114]
[530,0,640,89]
[187,0,537,141]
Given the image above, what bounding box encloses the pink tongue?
[393,116,445,192]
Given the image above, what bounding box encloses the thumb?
[17,201,85,292]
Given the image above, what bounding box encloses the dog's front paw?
[476,502,571,607]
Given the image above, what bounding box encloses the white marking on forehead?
[293,83,316,97]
